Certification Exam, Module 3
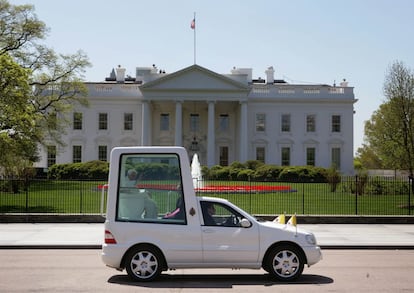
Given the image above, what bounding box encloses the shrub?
[326,167,341,192]
[237,169,255,181]
[245,160,264,170]
[48,161,109,179]
[278,166,327,182]
[253,165,283,181]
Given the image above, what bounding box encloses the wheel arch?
[120,242,168,271]
[262,241,308,269]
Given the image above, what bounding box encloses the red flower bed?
[97,183,295,193]
[195,185,294,193]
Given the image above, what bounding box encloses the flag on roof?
[191,18,195,29]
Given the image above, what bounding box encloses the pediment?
[140,65,249,93]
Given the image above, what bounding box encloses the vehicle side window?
[201,201,244,227]
[116,153,186,225]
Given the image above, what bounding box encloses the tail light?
[104,230,117,244]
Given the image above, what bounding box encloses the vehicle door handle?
[202,228,215,233]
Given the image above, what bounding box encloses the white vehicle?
[101,146,322,282]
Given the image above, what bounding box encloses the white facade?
[36,64,357,174]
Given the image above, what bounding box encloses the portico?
[139,65,249,166]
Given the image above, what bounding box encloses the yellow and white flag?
[288,214,297,227]
[274,213,285,224]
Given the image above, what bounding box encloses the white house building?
[36,64,357,174]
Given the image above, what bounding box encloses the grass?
[0,179,412,216]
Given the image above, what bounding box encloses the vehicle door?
[200,201,260,264]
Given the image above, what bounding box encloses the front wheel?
[265,245,305,281]
[125,245,163,282]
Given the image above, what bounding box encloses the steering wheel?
[224,215,239,227]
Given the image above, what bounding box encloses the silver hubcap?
[130,251,158,279]
[272,250,300,278]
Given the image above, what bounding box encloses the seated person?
[118,189,158,220]
[164,184,185,220]
[201,201,216,226]
[163,197,185,219]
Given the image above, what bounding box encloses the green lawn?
[0,179,412,215]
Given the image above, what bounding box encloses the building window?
[124,113,133,130]
[73,145,82,163]
[99,113,108,130]
[190,114,200,132]
[306,114,316,132]
[256,113,265,132]
[306,147,316,166]
[160,113,169,131]
[219,146,229,166]
[332,115,341,132]
[281,114,291,132]
[331,147,341,169]
[98,145,108,161]
[47,145,56,167]
[219,114,229,132]
[281,147,290,166]
[256,147,265,163]
[73,112,82,130]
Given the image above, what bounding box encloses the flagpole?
[193,12,196,64]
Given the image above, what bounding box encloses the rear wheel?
[125,245,163,282]
[265,245,304,281]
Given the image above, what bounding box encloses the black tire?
[125,245,163,282]
[265,245,305,282]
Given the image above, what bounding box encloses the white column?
[174,101,183,146]
[141,101,151,146]
[207,101,215,167]
[239,101,248,162]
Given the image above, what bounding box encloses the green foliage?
[206,162,328,182]
[136,163,179,180]
[254,165,283,181]
[236,169,255,181]
[48,161,109,179]
[0,0,90,173]
[364,61,414,175]
[326,167,341,192]
[278,166,327,183]
[245,160,264,170]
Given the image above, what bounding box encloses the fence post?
[409,176,413,216]
[355,175,358,215]
[79,180,83,214]
[25,177,29,213]
[302,181,305,214]
[249,176,252,214]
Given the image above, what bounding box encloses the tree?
[354,143,383,169]
[364,61,414,176]
[0,0,90,175]
[0,53,38,177]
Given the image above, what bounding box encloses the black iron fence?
[0,176,412,216]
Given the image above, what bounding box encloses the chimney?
[115,65,126,83]
[265,66,274,84]
[340,78,349,87]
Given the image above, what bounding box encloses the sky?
[10,0,414,154]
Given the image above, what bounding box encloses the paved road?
[0,249,413,292]
[1,223,414,248]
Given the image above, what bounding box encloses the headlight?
[306,234,317,245]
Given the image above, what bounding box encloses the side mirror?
[240,218,252,228]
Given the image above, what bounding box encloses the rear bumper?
[101,244,128,270]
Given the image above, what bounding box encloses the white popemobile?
[101,146,322,282]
